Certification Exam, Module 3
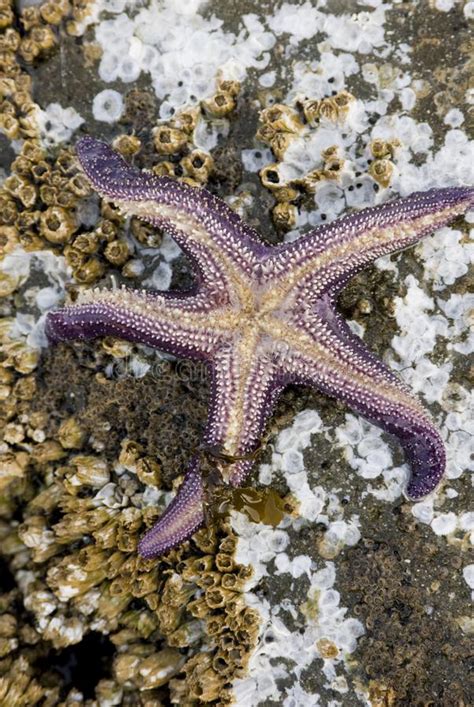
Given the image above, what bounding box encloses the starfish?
[46,136,474,558]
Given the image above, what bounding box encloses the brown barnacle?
[130,216,162,248]
[40,0,69,25]
[168,619,203,648]
[96,217,118,242]
[30,160,50,182]
[272,201,298,230]
[113,653,141,684]
[215,552,234,573]
[170,106,200,134]
[333,90,355,117]
[20,6,41,31]
[112,133,141,157]
[153,125,188,155]
[3,174,36,208]
[270,131,296,161]
[211,650,233,676]
[192,525,217,554]
[197,571,221,590]
[30,25,57,53]
[68,172,91,197]
[118,438,143,471]
[219,534,237,554]
[18,515,60,562]
[14,374,37,401]
[322,157,345,180]
[137,649,186,690]
[73,256,105,284]
[19,231,45,252]
[152,160,176,178]
[101,337,132,359]
[206,615,227,637]
[241,606,261,630]
[0,112,19,139]
[162,573,195,608]
[370,138,400,159]
[259,163,287,191]
[322,145,339,162]
[19,37,40,64]
[121,607,158,638]
[369,158,394,189]
[256,122,276,146]
[136,457,161,487]
[104,239,131,266]
[261,104,304,134]
[3,342,39,375]
[0,613,17,639]
[301,98,321,126]
[72,231,99,254]
[0,451,28,490]
[130,570,159,599]
[318,97,339,123]
[31,440,66,465]
[40,205,77,244]
[0,657,45,703]
[0,77,15,98]
[205,586,237,610]
[202,90,236,118]
[0,4,14,30]
[221,573,241,591]
[0,27,20,52]
[70,455,110,487]
[0,195,18,225]
[181,150,214,184]
[63,244,86,269]
[156,602,184,635]
[218,77,241,97]
[95,679,123,706]
[39,183,58,206]
[187,596,209,619]
[3,422,25,445]
[55,188,77,209]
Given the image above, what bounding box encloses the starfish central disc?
[45,136,474,558]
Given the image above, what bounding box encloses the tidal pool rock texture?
[0,1,473,706]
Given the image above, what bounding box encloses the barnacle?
[73,256,105,284]
[153,125,188,154]
[104,239,131,266]
[39,205,77,244]
[261,103,303,133]
[259,162,288,191]
[181,149,214,183]
[272,201,298,230]
[202,90,236,117]
[112,133,142,157]
[369,158,395,189]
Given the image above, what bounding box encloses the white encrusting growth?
[34,103,84,147]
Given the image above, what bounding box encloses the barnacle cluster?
[148,76,240,188]
[256,93,354,231]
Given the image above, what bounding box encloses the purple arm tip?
[138,458,204,558]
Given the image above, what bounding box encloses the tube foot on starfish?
[45,136,474,558]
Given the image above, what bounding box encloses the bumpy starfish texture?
[46,136,474,558]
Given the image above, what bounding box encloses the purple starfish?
[46,136,474,558]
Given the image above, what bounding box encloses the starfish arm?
[76,137,267,282]
[266,187,474,303]
[45,286,230,360]
[138,341,284,557]
[278,326,445,499]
